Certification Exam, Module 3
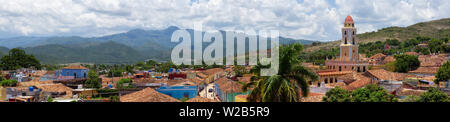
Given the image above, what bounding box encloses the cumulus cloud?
[0,0,448,41]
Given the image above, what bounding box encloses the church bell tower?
[340,15,358,61]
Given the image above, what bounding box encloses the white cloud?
[0,0,448,41]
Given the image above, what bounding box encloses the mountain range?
[0,26,316,64]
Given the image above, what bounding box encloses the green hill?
[22,41,145,64]
[306,18,450,52]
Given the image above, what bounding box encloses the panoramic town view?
[0,0,449,103]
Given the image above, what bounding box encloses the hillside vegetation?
[306,18,450,52]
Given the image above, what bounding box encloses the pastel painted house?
[55,65,89,79]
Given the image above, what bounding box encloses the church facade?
[325,15,369,73]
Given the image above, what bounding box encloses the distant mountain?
[0,26,317,64]
[306,18,450,52]
[22,41,145,64]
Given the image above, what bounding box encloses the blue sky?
[0,0,448,41]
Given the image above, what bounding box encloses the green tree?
[0,79,18,87]
[181,97,190,102]
[0,48,41,70]
[428,38,444,53]
[417,88,449,102]
[414,46,430,55]
[116,78,134,89]
[322,87,351,102]
[351,84,397,102]
[47,96,54,102]
[242,43,318,102]
[85,70,101,89]
[394,54,420,73]
[402,95,420,102]
[0,72,3,81]
[155,61,176,73]
[109,96,120,102]
[384,62,396,72]
[386,39,400,46]
[107,69,123,77]
[434,61,450,88]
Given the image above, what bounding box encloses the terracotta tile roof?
[338,72,358,84]
[404,52,419,56]
[186,96,219,102]
[196,72,208,79]
[172,81,197,86]
[409,67,440,74]
[382,56,396,63]
[120,88,180,102]
[344,74,374,91]
[367,69,411,81]
[186,78,204,85]
[18,80,54,87]
[63,65,88,69]
[237,76,252,83]
[35,83,73,98]
[370,53,386,59]
[203,68,224,75]
[418,55,447,67]
[215,77,242,93]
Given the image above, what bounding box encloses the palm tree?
[243,43,318,102]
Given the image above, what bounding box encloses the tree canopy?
[0,48,41,70]
[243,43,319,102]
[85,70,101,89]
[351,84,397,102]
[417,88,449,102]
[394,54,420,73]
[322,87,351,102]
[434,61,450,85]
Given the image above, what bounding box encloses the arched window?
[345,37,347,44]
[344,31,347,35]
[353,31,355,35]
[353,37,355,44]
[339,66,342,71]
[324,78,328,84]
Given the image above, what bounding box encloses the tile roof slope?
[367,69,412,81]
[35,83,73,98]
[409,67,440,74]
[369,53,386,59]
[203,68,224,75]
[338,72,358,84]
[215,77,243,93]
[120,88,180,102]
[404,52,419,56]
[344,74,374,91]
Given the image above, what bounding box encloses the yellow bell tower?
[340,15,358,61]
